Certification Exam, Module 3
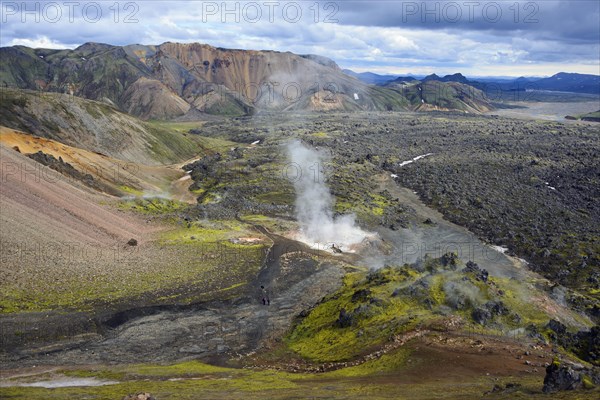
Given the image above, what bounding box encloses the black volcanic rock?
[543,360,599,393]
[472,307,492,325]
[543,362,582,392]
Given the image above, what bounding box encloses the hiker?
[331,243,343,254]
[261,285,270,305]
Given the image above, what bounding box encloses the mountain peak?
[423,73,440,81]
[443,72,469,83]
[74,42,115,53]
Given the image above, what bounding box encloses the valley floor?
[1,110,598,399]
[487,100,600,122]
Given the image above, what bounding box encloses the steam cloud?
[286,140,371,250]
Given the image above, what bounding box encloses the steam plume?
[286,140,371,251]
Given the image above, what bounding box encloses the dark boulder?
[441,252,459,269]
[335,304,374,328]
[463,260,479,273]
[365,270,391,285]
[472,307,492,325]
[462,261,488,282]
[543,362,580,392]
[479,269,489,283]
[335,308,353,328]
[547,319,568,335]
[485,300,509,316]
[351,288,371,303]
[572,326,600,366]
[542,360,599,393]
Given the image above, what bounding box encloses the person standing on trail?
[261,285,270,305]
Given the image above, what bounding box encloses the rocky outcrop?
[27,151,118,195]
[543,360,599,393]
[462,261,489,282]
[546,320,600,366]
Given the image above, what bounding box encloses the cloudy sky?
[1,0,599,77]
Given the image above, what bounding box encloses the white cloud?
[9,36,77,49]
[0,1,597,77]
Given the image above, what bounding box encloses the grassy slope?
[0,88,203,165]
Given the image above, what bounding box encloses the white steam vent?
[286,140,374,252]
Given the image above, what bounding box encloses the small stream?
[1,377,119,388]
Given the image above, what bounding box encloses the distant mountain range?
[341,69,409,85]
[0,42,494,119]
[346,70,600,96]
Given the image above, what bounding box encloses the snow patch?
[3,377,119,388]
[398,153,433,167]
[491,245,509,254]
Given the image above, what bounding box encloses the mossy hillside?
[0,247,259,313]
[238,214,297,233]
[145,120,204,134]
[159,219,251,244]
[285,255,586,364]
[286,265,432,363]
[118,197,188,215]
[0,90,31,127]
[0,89,212,165]
[144,120,244,164]
[323,347,412,378]
[366,86,411,110]
[118,185,145,197]
[144,123,203,164]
